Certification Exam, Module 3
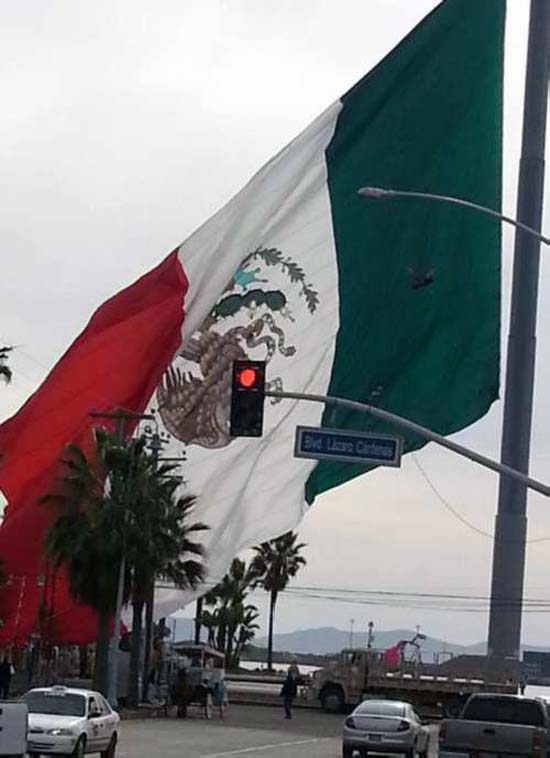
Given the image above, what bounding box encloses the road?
[117,704,439,758]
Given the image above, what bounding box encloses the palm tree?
[250,532,306,671]
[44,429,208,703]
[201,558,259,669]
[44,437,128,693]
[125,471,207,707]
[0,346,12,384]
[233,605,260,667]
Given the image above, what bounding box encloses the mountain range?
[255,627,487,658]
[172,618,550,658]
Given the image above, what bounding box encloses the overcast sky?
[3,0,550,650]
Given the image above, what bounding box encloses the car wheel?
[321,685,345,713]
[342,745,354,758]
[72,736,86,758]
[100,732,118,758]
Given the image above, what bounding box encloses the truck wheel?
[444,700,462,718]
[321,684,345,713]
[342,746,354,758]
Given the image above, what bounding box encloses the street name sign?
[294,426,402,467]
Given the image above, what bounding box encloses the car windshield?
[358,702,406,717]
[25,691,86,717]
[463,698,544,727]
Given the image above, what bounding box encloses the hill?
[255,627,485,657]
[173,618,549,659]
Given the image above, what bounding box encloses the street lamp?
[357,187,550,245]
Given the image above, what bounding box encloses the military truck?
[308,648,518,717]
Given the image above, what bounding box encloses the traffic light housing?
[230,360,266,437]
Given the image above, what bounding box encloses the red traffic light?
[230,360,266,437]
[238,367,258,388]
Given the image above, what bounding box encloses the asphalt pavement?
[116,704,439,758]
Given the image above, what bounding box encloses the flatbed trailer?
[308,648,517,717]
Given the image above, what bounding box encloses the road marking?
[201,737,331,757]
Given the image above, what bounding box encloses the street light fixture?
[357,187,550,246]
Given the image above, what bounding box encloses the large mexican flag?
[0,0,504,643]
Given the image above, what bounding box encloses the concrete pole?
[487,0,550,660]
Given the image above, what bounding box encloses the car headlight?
[46,728,75,736]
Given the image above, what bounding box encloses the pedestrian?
[173,668,191,718]
[0,656,14,700]
[288,659,301,682]
[281,670,298,720]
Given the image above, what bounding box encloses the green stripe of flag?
[306,0,504,503]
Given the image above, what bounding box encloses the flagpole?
[358,0,550,663]
[487,0,550,661]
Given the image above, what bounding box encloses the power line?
[286,584,550,603]
[413,453,550,544]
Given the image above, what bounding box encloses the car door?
[97,695,116,748]
[410,708,429,752]
[87,696,104,751]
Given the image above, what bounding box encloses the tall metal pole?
[107,418,132,707]
[487,0,550,659]
[194,597,203,645]
[142,431,161,703]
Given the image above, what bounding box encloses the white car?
[25,685,120,758]
[342,699,430,758]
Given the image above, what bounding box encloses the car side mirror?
[89,710,100,719]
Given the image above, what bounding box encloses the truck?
[308,648,517,717]
[439,693,550,757]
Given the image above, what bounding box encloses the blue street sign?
[294,426,402,467]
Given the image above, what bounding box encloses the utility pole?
[141,430,161,703]
[487,0,550,660]
[194,597,203,645]
[90,408,154,706]
[140,427,186,702]
[367,621,374,650]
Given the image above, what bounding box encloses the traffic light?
[230,359,266,437]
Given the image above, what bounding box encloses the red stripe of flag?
[0,250,187,645]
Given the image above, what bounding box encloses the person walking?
[281,670,298,720]
[0,656,14,699]
[288,659,301,681]
[173,668,192,718]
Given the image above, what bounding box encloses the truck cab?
[310,648,378,712]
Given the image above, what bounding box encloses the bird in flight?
[407,266,435,290]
